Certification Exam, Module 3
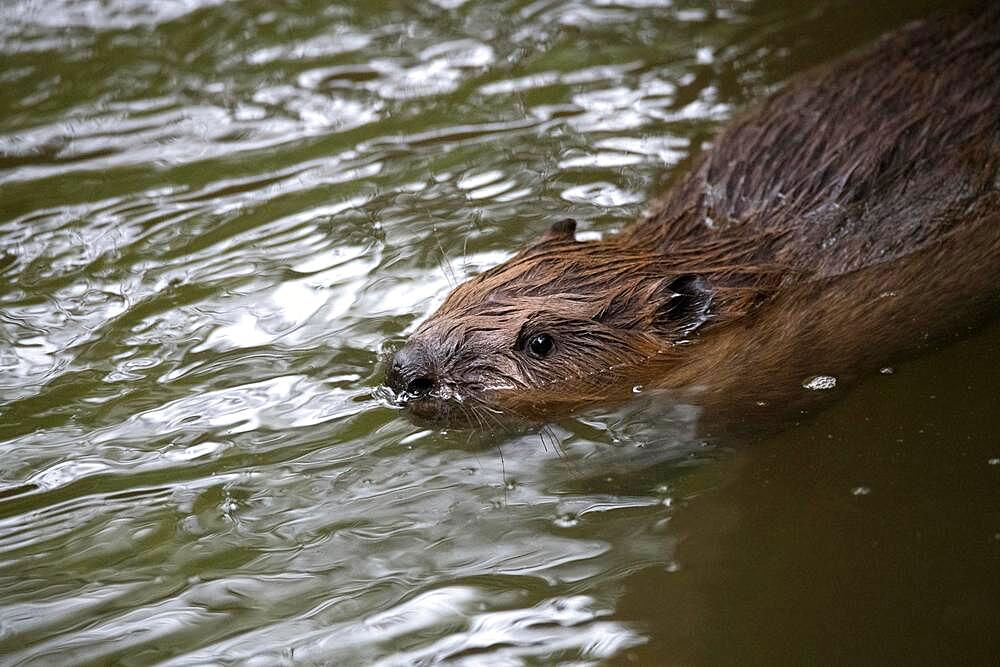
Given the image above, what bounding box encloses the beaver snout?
[386,344,437,398]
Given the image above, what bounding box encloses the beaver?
[385,3,1000,426]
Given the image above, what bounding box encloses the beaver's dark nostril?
[387,344,438,398]
[406,376,434,397]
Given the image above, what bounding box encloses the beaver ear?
[654,274,714,335]
[539,218,577,243]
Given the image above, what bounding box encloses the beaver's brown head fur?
[386,219,775,424]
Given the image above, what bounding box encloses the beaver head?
[384,219,745,425]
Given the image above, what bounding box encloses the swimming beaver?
[386,4,1000,425]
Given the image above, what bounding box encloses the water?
[1,0,997,664]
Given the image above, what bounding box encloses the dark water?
[1,0,997,664]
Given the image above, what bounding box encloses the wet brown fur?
[390,4,1000,424]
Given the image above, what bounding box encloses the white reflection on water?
[562,182,645,207]
[246,28,373,66]
[2,0,227,31]
[163,588,644,666]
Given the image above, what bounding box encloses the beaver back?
[630,3,1000,281]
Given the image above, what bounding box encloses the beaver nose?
[405,375,434,396]
[388,345,437,397]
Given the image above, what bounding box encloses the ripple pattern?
[0,0,914,663]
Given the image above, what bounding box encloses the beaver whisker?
[455,394,520,433]
[538,424,576,466]
[459,402,486,433]
[432,231,458,289]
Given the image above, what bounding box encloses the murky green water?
[1,0,997,664]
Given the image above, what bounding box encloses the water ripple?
[0,0,812,663]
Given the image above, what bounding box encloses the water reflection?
[0,0,994,664]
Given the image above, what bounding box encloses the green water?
[1,0,997,664]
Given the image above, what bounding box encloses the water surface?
[1,0,997,664]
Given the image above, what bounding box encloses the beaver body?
[635,4,1000,279]
[387,4,1000,425]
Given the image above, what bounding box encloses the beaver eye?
[526,333,554,359]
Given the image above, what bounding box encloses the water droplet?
[665,561,681,573]
[755,400,768,407]
[632,384,643,394]
[803,375,837,391]
[879,366,895,375]
[851,486,871,496]
[554,513,579,528]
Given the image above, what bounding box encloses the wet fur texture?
[390,3,1000,424]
